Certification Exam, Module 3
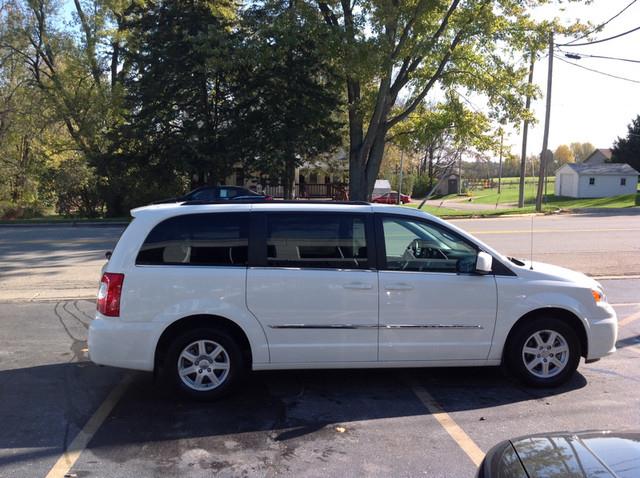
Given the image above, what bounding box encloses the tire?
[164,327,244,400]
[505,316,581,387]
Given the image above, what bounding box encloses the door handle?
[343,282,373,290]
[384,282,414,291]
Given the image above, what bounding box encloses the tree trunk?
[364,129,387,199]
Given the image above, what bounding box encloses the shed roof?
[565,163,639,176]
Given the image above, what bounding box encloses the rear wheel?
[506,317,581,387]
[165,327,243,400]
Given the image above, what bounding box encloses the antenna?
[530,214,534,270]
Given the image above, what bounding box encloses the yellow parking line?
[407,376,485,467]
[619,311,640,328]
[45,374,133,478]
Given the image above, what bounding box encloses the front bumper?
[586,303,618,360]
[88,315,159,372]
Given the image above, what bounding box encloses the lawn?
[407,176,639,218]
[436,178,638,208]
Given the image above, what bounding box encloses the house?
[226,150,349,198]
[554,148,639,198]
[583,148,612,165]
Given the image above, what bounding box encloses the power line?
[554,54,640,84]
[561,0,638,46]
[559,25,640,47]
[558,49,640,65]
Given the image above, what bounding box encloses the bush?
[390,174,415,196]
[41,157,103,217]
[412,175,434,198]
[0,201,45,220]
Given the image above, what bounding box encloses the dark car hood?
[510,431,640,478]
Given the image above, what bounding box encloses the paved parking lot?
[0,212,639,477]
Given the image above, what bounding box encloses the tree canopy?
[612,115,640,172]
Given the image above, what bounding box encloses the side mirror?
[105,251,112,260]
[476,251,493,274]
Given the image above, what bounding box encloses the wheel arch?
[503,307,588,360]
[154,314,253,372]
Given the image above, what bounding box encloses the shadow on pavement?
[0,363,587,470]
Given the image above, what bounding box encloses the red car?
[372,191,411,204]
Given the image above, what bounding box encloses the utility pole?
[397,149,404,205]
[519,50,535,208]
[535,31,553,213]
[498,129,504,194]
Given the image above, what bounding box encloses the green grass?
[436,178,638,209]
[407,175,639,217]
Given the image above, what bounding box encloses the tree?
[108,0,237,212]
[569,142,595,163]
[316,0,558,200]
[388,95,499,193]
[552,144,574,171]
[233,1,343,199]
[612,115,640,172]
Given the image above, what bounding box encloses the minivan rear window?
[266,214,368,269]
[136,213,248,266]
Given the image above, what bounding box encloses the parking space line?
[406,376,485,467]
[45,373,134,478]
[619,311,640,328]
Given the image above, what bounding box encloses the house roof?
[583,148,612,163]
[564,162,639,176]
[600,148,612,160]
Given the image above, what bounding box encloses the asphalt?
[0,292,638,477]
[0,211,639,477]
[1,212,639,304]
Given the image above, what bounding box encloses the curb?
[0,221,129,228]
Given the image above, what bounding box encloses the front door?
[377,214,497,361]
[247,212,378,364]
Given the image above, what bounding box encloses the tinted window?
[266,214,368,269]
[382,217,477,273]
[189,188,216,200]
[136,213,248,266]
[219,187,241,199]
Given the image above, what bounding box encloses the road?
[1,212,638,304]
[0,211,639,477]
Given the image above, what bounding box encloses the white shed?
[372,179,391,199]
[555,162,639,198]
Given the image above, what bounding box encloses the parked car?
[89,202,617,399]
[372,191,411,204]
[153,185,272,204]
[478,430,640,477]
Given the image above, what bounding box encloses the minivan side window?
[381,216,477,273]
[266,214,368,269]
[136,213,248,266]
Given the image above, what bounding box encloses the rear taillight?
[97,272,124,317]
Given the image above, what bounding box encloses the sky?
[513,0,640,158]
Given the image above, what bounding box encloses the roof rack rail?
[180,199,371,206]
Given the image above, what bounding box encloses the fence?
[263,183,348,199]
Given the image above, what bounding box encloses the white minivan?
[89,201,617,399]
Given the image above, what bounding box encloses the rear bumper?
[88,315,159,372]
[586,305,618,360]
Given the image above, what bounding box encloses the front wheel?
[506,317,581,387]
[164,328,244,400]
